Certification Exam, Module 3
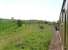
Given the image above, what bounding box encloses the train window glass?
[66,13,67,21]
[60,13,62,22]
[61,12,63,22]
[63,12,65,22]
[65,13,67,22]
[62,12,64,22]
[61,16,63,22]
[62,9,66,22]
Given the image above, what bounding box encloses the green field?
[0,19,53,50]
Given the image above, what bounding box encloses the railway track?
[49,30,63,50]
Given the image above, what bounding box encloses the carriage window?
[62,12,64,22]
[62,9,65,22]
[65,13,67,21]
[63,13,65,22]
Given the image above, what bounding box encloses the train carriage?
[59,0,68,50]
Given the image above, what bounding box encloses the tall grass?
[0,19,53,50]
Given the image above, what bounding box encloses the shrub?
[40,26,44,29]
[16,20,22,27]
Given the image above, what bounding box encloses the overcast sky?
[0,0,63,22]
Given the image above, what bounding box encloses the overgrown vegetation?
[0,19,53,50]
